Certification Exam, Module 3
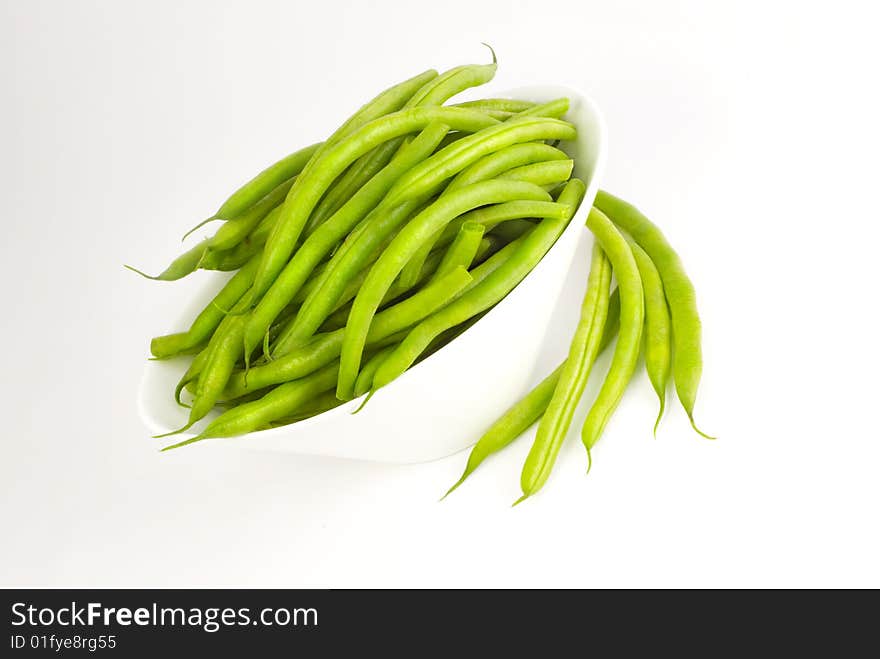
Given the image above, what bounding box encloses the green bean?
[593,190,712,438]
[443,286,622,498]
[628,239,672,436]
[428,221,485,283]
[242,122,451,362]
[251,107,500,302]
[453,99,538,113]
[308,68,438,163]
[221,267,473,400]
[202,142,321,227]
[579,207,645,467]
[162,362,343,450]
[338,180,553,400]
[516,243,612,504]
[200,202,283,272]
[513,98,570,119]
[369,180,585,396]
[405,49,496,108]
[498,159,573,188]
[150,255,261,359]
[125,238,210,281]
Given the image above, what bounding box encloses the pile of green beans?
[134,55,712,501]
[446,191,713,503]
[134,54,587,449]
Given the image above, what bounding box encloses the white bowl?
[139,84,606,463]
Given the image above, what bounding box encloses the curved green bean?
[517,242,612,504]
[628,239,671,436]
[206,176,294,252]
[208,142,320,223]
[580,207,645,468]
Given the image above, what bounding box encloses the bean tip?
[480,42,497,66]
[689,415,716,440]
[124,264,161,281]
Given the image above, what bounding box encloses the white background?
[2,0,878,588]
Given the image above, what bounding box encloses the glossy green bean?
[513,98,570,119]
[370,180,585,395]
[209,142,321,222]
[593,190,712,438]
[580,207,645,467]
[206,177,294,252]
[338,180,553,400]
[628,239,671,435]
[517,242,612,503]
[251,106,500,301]
[222,267,473,399]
